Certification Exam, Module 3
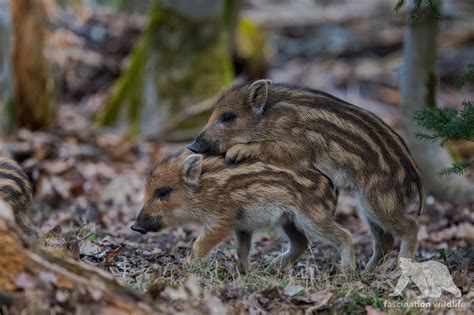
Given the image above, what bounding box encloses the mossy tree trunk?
[97,0,235,140]
[399,0,474,203]
[10,0,55,130]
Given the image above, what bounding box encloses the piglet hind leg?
[363,205,418,271]
[398,217,419,261]
[267,215,308,272]
[235,230,252,274]
[360,186,419,271]
[365,219,395,272]
[297,215,356,272]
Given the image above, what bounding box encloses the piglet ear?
[182,154,203,186]
[247,79,272,117]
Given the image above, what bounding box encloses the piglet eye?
[155,186,172,199]
[220,111,236,123]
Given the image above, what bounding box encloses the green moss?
[334,287,348,297]
[96,15,153,132]
[152,6,234,108]
[96,1,234,139]
[352,290,385,308]
[446,141,462,161]
[235,17,268,80]
[2,98,15,132]
[237,17,266,63]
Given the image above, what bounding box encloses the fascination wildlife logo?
[384,258,468,310]
[389,258,461,298]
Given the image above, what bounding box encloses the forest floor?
[2,106,472,314]
[2,0,474,313]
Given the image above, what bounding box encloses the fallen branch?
[147,96,217,142]
[146,78,244,142]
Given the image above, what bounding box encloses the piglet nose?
[187,135,211,153]
[186,141,200,153]
[130,223,147,234]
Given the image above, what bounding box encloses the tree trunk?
[97,0,235,140]
[399,0,474,203]
[10,0,55,130]
[0,0,12,133]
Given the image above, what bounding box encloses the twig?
[158,96,217,135]
[146,78,245,142]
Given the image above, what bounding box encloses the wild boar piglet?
[131,150,355,273]
[188,80,424,270]
[0,157,38,239]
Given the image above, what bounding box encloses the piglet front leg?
[188,223,233,263]
[225,141,306,165]
[225,143,262,164]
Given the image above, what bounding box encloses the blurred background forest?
[0,0,472,314]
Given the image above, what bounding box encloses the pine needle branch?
[394,0,406,12]
[456,64,474,89]
[438,160,472,177]
[394,0,442,22]
[413,104,474,143]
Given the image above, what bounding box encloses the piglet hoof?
[225,144,250,165]
[224,156,236,165]
[237,260,249,274]
[224,153,240,165]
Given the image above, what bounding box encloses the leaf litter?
[2,117,472,313]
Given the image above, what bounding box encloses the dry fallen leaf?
[163,274,201,301]
[105,245,123,264]
[306,290,333,312]
[80,239,102,256]
[365,305,387,315]
[283,284,305,297]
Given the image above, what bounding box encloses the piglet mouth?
[130,223,148,234]
[208,141,226,156]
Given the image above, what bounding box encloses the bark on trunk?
[0,0,12,133]
[399,0,474,203]
[11,0,55,130]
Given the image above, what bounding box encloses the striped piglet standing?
[0,157,38,239]
[188,80,424,271]
[131,150,355,272]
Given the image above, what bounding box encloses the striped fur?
[0,158,38,239]
[189,81,424,270]
[132,150,355,272]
